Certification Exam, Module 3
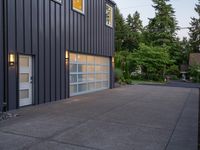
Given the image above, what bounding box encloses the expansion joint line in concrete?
[164,89,193,150]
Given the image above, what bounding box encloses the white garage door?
[69,53,110,96]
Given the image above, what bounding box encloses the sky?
[114,0,198,39]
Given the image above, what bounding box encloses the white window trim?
[106,4,113,28]
[72,0,85,15]
[52,0,63,4]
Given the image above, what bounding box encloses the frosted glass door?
[19,55,33,107]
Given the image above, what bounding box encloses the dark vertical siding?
[16,0,24,53]
[38,0,45,104]
[87,0,91,53]
[77,14,81,52]
[0,0,4,111]
[55,4,61,100]
[84,0,88,53]
[94,0,97,54]
[65,0,70,49]
[90,0,94,54]
[44,0,51,103]
[50,1,56,101]
[65,0,70,98]
[31,0,39,104]
[81,10,84,53]
[2,0,115,110]
[60,0,65,99]
[73,13,77,52]
[7,0,17,110]
[24,0,32,54]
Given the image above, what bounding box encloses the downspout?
[3,0,8,112]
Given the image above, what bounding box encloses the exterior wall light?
[65,50,69,59]
[9,52,15,66]
[112,57,115,63]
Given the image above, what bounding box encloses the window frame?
[52,0,63,5]
[106,3,113,28]
[72,0,85,15]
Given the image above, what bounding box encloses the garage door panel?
[69,53,110,96]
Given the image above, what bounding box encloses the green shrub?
[131,74,146,80]
[125,78,132,84]
[114,44,173,82]
[166,65,180,76]
[114,68,123,82]
[189,65,200,83]
[170,75,179,80]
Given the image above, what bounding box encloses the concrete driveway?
[0,85,199,150]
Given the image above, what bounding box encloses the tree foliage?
[115,9,143,52]
[115,44,172,81]
[115,51,136,79]
[115,7,126,51]
[133,44,172,80]
[114,0,192,82]
[189,65,200,82]
[146,0,178,46]
[126,11,143,33]
[180,37,191,64]
[189,0,200,52]
[123,11,143,51]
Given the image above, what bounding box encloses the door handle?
[30,76,33,84]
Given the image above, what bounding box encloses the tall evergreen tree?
[123,11,143,51]
[147,0,178,46]
[145,0,182,65]
[115,7,126,51]
[180,37,191,64]
[126,14,133,29]
[127,11,143,33]
[189,0,200,53]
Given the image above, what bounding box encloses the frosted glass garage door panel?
[69,53,110,96]
[87,65,95,73]
[87,56,95,64]
[70,85,78,95]
[78,64,87,73]
[70,74,77,83]
[70,64,77,73]
[70,53,77,63]
[78,74,87,83]
[78,54,87,63]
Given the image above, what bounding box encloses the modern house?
[0,0,115,111]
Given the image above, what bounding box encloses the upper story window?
[106,4,113,28]
[72,0,85,14]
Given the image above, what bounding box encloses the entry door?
[19,55,33,107]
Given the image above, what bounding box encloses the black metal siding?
[7,0,17,110]
[1,0,115,110]
[0,0,4,111]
